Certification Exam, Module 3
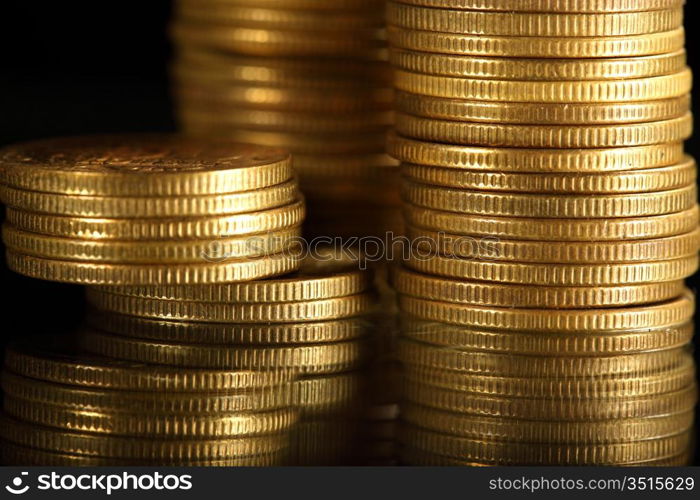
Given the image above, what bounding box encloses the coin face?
[0,134,289,174]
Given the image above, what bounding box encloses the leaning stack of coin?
[170,0,401,238]
[386,0,699,465]
[80,250,378,465]
[0,134,304,285]
[0,336,296,466]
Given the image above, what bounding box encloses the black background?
[0,0,698,465]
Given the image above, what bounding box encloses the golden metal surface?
[6,249,302,286]
[400,318,694,355]
[388,3,683,37]
[0,134,293,196]
[397,292,694,331]
[403,204,699,241]
[395,92,691,124]
[400,159,696,193]
[393,266,688,305]
[394,0,684,12]
[387,26,686,58]
[86,289,375,322]
[395,112,693,148]
[389,50,688,80]
[3,339,292,391]
[388,133,686,172]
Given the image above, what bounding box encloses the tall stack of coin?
[170,0,401,238]
[387,0,698,465]
[0,336,296,465]
[0,135,304,285]
[80,250,378,465]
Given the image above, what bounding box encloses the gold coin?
[88,312,371,344]
[395,112,693,148]
[177,0,383,10]
[6,249,302,285]
[0,134,292,196]
[185,128,387,155]
[401,158,696,193]
[406,254,698,286]
[3,338,292,391]
[387,3,682,37]
[394,69,692,102]
[399,447,692,467]
[393,266,688,306]
[387,26,685,58]
[394,0,684,13]
[387,133,686,172]
[171,22,386,58]
[395,92,691,124]
[400,426,692,465]
[80,331,368,375]
[0,414,289,460]
[86,289,375,322]
[3,396,298,438]
[103,249,371,302]
[173,49,391,88]
[397,292,694,331]
[398,341,689,377]
[0,180,298,217]
[402,179,697,218]
[3,225,300,263]
[403,203,700,241]
[389,49,687,80]
[1,371,291,413]
[401,405,694,443]
[405,226,700,263]
[400,317,694,355]
[176,3,383,30]
[5,198,305,239]
[0,441,288,466]
[175,83,393,113]
[403,360,696,397]
[402,382,697,420]
[178,107,393,134]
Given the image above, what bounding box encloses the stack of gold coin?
[393,282,697,465]
[0,336,296,465]
[170,0,401,238]
[387,0,698,465]
[79,250,378,465]
[0,134,304,285]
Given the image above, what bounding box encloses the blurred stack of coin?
[387,0,698,465]
[0,336,296,465]
[80,249,378,465]
[170,0,401,238]
[0,134,304,285]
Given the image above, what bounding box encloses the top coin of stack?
[170,0,401,239]
[0,134,305,285]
